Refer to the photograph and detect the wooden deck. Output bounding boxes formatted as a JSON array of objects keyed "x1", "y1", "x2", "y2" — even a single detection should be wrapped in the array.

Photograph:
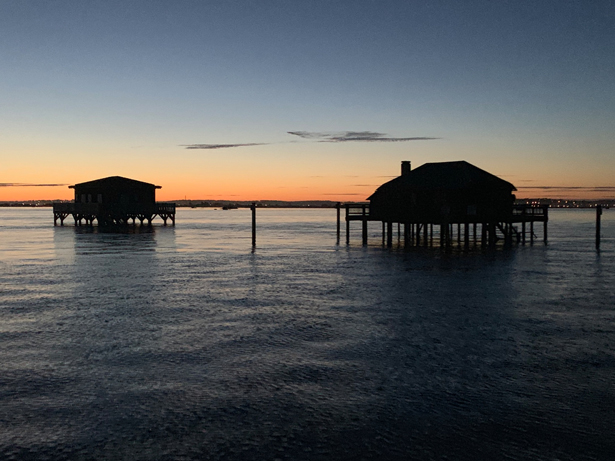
[
  {"x1": 341, "y1": 203, "x2": 548, "y2": 247},
  {"x1": 53, "y1": 202, "x2": 176, "y2": 226}
]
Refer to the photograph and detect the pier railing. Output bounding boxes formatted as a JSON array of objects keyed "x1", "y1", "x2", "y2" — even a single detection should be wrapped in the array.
[
  {"x1": 156, "y1": 202, "x2": 176, "y2": 214},
  {"x1": 53, "y1": 202, "x2": 176, "y2": 215},
  {"x1": 345, "y1": 203, "x2": 370, "y2": 220},
  {"x1": 52, "y1": 202, "x2": 100, "y2": 214},
  {"x1": 52, "y1": 202, "x2": 74, "y2": 213},
  {"x1": 346, "y1": 203, "x2": 548, "y2": 222},
  {"x1": 512, "y1": 204, "x2": 548, "y2": 221}
]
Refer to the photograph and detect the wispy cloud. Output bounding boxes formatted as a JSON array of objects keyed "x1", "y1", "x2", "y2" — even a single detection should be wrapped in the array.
[
  {"x1": 288, "y1": 131, "x2": 439, "y2": 142},
  {"x1": 287, "y1": 131, "x2": 331, "y2": 139},
  {"x1": 0, "y1": 183, "x2": 68, "y2": 187},
  {"x1": 309, "y1": 175, "x2": 359, "y2": 178},
  {"x1": 183, "y1": 131, "x2": 438, "y2": 150},
  {"x1": 517, "y1": 186, "x2": 615, "y2": 191},
  {"x1": 322, "y1": 193, "x2": 364, "y2": 196},
  {"x1": 182, "y1": 143, "x2": 269, "y2": 150}
]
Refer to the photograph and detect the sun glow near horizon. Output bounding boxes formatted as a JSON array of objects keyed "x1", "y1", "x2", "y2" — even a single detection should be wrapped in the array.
[
  {"x1": 2, "y1": 140, "x2": 614, "y2": 202},
  {"x1": 2, "y1": 154, "x2": 614, "y2": 202}
]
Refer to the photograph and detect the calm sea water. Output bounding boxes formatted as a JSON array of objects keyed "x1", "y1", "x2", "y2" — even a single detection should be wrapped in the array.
[{"x1": 1, "y1": 208, "x2": 614, "y2": 460}]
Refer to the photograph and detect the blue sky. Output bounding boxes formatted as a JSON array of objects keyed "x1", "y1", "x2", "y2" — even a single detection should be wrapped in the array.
[{"x1": 2, "y1": 0, "x2": 614, "y2": 200}]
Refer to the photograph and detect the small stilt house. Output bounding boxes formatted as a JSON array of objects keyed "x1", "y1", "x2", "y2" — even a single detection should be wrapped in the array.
[{"x1": 53, "y1": 176, "x2": 176, "y2": 226}]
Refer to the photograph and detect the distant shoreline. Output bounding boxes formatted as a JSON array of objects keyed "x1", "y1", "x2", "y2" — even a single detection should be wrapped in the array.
[{"x1": 1, "y1": 199, "x2": 614, "y2": 209}]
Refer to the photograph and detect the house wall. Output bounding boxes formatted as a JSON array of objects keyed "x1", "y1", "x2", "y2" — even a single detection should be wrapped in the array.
[
  {"x1": 369, "y1": 187, "x2": 514, "y2": 224},
  {"x1": 73, "y1": 184, "x2": 155, "y2": 206}
]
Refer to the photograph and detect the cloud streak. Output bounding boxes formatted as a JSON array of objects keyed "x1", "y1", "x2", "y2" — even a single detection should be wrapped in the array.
[
  {"x1": 322, "y1": 193, "x2": 364, "y2": 196},
  {"x1": 517, "y1": 186, "x2": 615, "y2": 191},
  {"x1": 182, "y1": 143, "x2": 269, "y2": 150},
  {"x1": 183, "y1": 131, "x2": 438, "y2": 150},
  {"x1": 287, "y1": 131, "x2": 439, "y2": 142},
  {"x1": 0, "y1": 183, "x2": 68, "y2": 187}
]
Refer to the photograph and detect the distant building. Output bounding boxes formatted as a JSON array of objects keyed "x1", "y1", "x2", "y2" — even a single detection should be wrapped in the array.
[
  {"x1": 368, "y1": 160, "x2": 516, "y2": 224},
  {"x1": 53, "y1": 176, "x2": 175, "y2": 226}
]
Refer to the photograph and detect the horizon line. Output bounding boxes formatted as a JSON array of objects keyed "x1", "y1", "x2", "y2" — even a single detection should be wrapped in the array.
[{"x1": 3, "y1": 197, "x2": 615, "y2": 204}]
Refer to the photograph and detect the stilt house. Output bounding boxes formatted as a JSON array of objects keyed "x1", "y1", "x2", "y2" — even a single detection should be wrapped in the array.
[
  {"x1": 53, "y1": 176, "x2": 176, "y2": 226},
  {"x1": 343, "y1": 161, "x2": 548, "y2": 247},
  {"x1": 368, "y1": 161, "x2": 516, "y2": 224}
]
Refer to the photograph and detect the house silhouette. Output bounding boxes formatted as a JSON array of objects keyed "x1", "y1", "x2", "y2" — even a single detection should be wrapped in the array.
[
  {"x1": 53, "y1": 176, "x2": 175, "y2": 226},
  {"x1": 368, "y1": 161, "x2": 516, "y2": 224},
  {"x1": 344, "y1": 161, "x2": 547, "y2": 247}
]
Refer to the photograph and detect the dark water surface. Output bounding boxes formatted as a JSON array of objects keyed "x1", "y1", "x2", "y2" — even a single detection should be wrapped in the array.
[{"x1": 1, "y1": 208, "x2": 614, "y2": 460}]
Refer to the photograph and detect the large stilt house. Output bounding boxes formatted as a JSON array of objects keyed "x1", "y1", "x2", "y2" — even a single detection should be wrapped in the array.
[
  {"x1": 344, "y1": 160, "x2": 548, "y2": 247},
  {"x1": 368, "y1": 160, "x2": 517, "y2": 224}
]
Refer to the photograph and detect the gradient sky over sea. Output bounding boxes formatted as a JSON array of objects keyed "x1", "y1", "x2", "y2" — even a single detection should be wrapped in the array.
[{"x1": 1, "y1": 1, "x2": 614, "y2": 201}]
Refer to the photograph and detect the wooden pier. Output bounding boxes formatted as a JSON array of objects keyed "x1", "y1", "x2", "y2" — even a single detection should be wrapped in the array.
[{"x1": 341, "y1": 203, "x2": 548, "y2": 248}]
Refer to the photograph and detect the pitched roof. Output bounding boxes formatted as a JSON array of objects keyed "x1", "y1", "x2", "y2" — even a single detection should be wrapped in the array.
[
  {"x1": 368, "y1": 161, "x2": 516, "y2": 199},
  {"x1": 69, "y1": 176, "x2": 161, "y2": 189}
]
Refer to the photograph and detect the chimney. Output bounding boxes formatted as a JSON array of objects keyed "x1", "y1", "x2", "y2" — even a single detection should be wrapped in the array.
[{"x1": 401, "y1": 161, "x2": 411, "y2": 176}]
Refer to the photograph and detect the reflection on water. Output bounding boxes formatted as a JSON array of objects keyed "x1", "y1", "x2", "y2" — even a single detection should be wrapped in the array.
[{"x1": 0, "y1": 208, "x2": 614, "y2": 460}]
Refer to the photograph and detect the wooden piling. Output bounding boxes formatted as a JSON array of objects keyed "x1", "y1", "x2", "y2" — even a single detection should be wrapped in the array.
[
  {"x1": 488, "y1": 222, "x2": 496, "y2": 247},
  {"x1": 596, "y1": 205, "x2": 602, "y2": 250},
  {"x1": 345, "y1": 205, "x2": 350, "y2": 245},
  {"x1": 530, "y1": 220, "x2": 534, "y2": 244},
  {"x1": 336, "y1": 202, "x2": 341, "y2": 242},
  {"x1": 441, "y1": 221, "x2": 450, "y2": 249},
  {"x1": 542, "y1": 205, "x2": 549, "y2": 243},
  {"x1": 387, "y1": 222, "x2": 393, "y2": 248},
  {"x1": 504, "y1": 223, "x2": 512, "y2": 247},
  {"x1": 251, "y1": 202, "x2": 256, "y2": 247},
  {"x1": 404, "y1": 223, "x2": 410, "y2": 248},
  {"x1": 361, "y1": 204, "x2": 368, "y2": 245},
  {"x1": 464, "y1": 222, "x2": 470, "y2": 248},
  {"x1": 440, "y1": 223, "x2": 445, "y2": 248}
]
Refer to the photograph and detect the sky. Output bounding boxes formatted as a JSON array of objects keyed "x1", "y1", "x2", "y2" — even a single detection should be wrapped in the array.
[{"x1": 1, "y1": 0, "x2": 614, "y2": 201}]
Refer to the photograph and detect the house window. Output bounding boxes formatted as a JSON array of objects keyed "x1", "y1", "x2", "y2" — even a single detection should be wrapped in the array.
[
  {"x1": 97, "y1": 194, "x2": 103, "y2": 203},
  {"x1": 81, "y1": 194, "x2": 86, "y2": 203}
]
